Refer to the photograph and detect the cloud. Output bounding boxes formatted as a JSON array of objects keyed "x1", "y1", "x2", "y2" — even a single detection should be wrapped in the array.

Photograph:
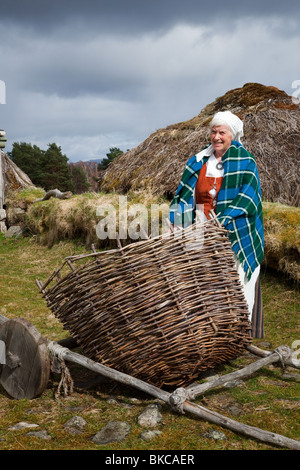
[
  {"x1": 1, "y1": 6, "x2": 300, "y2": 162},
  {"x1": 2, "y1": 0, "x2": 300, "y2": 35}
]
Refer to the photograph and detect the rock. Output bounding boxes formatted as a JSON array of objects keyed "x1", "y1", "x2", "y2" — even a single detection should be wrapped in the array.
[
  {"x1": 225, "y1": 404, "x2": 244, "y2": 417},
  {"x1": 4, "y1": 225, "x2": 23, "y2": 238},
  {"x1": 107, "y1": 397, "x2": 119, "y2": 405},
  {"x1": 128, "y1": 397, "x2": 143, "y2": 405},
  {"x1": 26, "y1": 430, "x2": 52, "y2": 440},
  {"x1": 6, "y1": 207, "x2": 25, "y2": 225},
  {"x1": 8, "y1": 422, "x2": 39, "y2": 431},
  {"x1": 0, "y1": 221, "x2": 6, "y2": 233},
  {"x1": 137, "y1": 404, "x2": 162, "y2": 428},
  {"x1": 140, "y1": 430, "x2": 162, "y2": 441},
  {"x1": 202, "y1": 429, "x2": 227, "y2": 440},
  {"x1": 281, "y1": 372, "x2": 300, "y2": 381},
  {"x1": 63, "y1": 416, "x2": 87, "y2": 435},
  {"x1": 91, "y1": 421, "x2": 131, "y2": 445},
  {"x1": 0, "y1": 208, "x2": 6, "y2": 220}
]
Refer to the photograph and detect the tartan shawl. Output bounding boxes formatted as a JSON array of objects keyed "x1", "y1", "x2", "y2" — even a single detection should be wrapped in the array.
[{"x1": 169, "y1": 141, "x2": 264, "y2": 280}]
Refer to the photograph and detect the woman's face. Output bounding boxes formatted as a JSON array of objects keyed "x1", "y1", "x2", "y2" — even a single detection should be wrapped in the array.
[{"x1": 210, "y1": 125, "x2": 233, "y2": 157}]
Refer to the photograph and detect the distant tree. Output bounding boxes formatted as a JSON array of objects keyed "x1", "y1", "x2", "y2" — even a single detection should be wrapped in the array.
[
  {"x1": 98, "y1": 147, "x2": 123, "y2": 171},
  {"x1": 69, "y1": 165, "x2": 90, "y2": 194},
  {"x1": 8, "y1": 142, "x2": 44, "y2": 186},
  {"x1": 8, "y1": 142, "x2": 74, "y2": 192},
  {"x1": 39, "y1": 143, "x2": 74, "y2": 192}
]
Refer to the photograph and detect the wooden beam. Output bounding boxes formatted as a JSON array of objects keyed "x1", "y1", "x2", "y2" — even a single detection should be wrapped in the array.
[
  {"x1": 247, "y1": 344, "x2": 300, "y2": 369},
  {"x1": 48, "y1": 341, "x2": 300, "y2": 450},
  {"x1": 185, "y1": 346, "x2": 296, "y2": 400}
]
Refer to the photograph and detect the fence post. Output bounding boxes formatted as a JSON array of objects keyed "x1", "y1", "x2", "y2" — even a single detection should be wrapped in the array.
[
  {"x1": 0, "y1": 148, "x2": 3, "y2": 210},
  {"x1": 0, "y1": 130, "x2": 7, "y2": 210}
]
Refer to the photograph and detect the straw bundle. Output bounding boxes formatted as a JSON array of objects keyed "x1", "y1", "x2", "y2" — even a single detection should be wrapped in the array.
[{"x1": 38, "y1": 218, "x2": 252, "y2": 387}]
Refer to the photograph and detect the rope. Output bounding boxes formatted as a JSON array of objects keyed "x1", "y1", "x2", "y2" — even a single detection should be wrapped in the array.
[
  {"x1": 48, "y1": 341, "x2": 74, "y2": 398},
  {"x1": 168, "y1": 387, "x2": 190, "y2": 414},
  {"x1": 273, "y1": 345, "x2": 293, "y2": 370}
]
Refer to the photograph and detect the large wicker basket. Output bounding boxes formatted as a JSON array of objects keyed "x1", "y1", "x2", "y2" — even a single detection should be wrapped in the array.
[{"x1": 38, "y1": 218, "x2": 252, "y2": 387}]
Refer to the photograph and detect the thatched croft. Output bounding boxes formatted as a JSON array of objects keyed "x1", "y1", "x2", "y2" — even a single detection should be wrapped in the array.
[
  {"x1": 99, "y1": 83, "x2": 300, "y2": 207},
  {"x1": 0, "y1": 150, "x2": 35, "y2": 232},
  {"x1": 0, "y1": 151, "x2": 34, "y2": 202}
]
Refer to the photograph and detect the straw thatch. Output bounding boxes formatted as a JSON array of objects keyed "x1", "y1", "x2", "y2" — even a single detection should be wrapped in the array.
[
  {"x1": 99, "y1": 83, "x2": 300, "y2": 206},
  {"x1": 1, "y1": 151, "x2": 34, "y2": 196},
  {"x1": 38, "y1": 217, "x2": 252, "y2": 388}
]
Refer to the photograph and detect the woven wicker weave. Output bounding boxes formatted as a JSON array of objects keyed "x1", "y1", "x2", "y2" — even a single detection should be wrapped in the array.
[{"x1": 39, "y1": 218, "x2": 252, "y2": 387}]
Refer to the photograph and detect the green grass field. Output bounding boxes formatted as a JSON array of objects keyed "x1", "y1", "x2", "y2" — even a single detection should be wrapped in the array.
[{"x1": 0, "y1": 234, "x2": 299, "y2": 450}]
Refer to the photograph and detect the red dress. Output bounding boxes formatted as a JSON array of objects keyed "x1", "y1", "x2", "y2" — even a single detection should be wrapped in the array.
[{"x1": 195, "y1": 162, "x2": 223, "y2": 219}]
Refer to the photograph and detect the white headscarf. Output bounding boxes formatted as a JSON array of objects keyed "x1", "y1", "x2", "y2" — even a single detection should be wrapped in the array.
[
  {"x1": 210, "y1": 111, "x2": 244, "y2": 143},
  {"x1": 195, "y1": 110, "x2": 244, "y2": 162}
]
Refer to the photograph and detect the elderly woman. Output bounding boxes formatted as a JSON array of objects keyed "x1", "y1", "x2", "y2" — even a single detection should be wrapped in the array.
[{"x1": 170, "y1": 111, "x2": 264, "y2": 338}]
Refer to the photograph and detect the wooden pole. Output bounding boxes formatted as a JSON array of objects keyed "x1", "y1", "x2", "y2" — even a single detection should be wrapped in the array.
[
  {"x1": 185, "y1": 347, "x2": 297, "y2": 400},
  {"x1": 246, "y1": 344, "x2": 300, "y2": 369},
  {"x1": 0, "y1": 149, "x2": 3, "y2": 210},
  {"x1": 0, "y1": 129, "x2": 7, "y2": 211},
  {"x1": 47, "y1": 340, "x2": 300, "y2": 450},
  {"x1": 1, "y1": 313, "x2": 299, "y2": 449}
]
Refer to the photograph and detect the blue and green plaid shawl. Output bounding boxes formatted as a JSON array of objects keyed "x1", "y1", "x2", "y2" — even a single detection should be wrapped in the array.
[{"x1": 169, "y1": 141, "x2": 264, "y2": 280}]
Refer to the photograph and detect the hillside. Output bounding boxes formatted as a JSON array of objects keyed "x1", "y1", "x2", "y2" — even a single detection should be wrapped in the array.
[{"x1": 99, "y1": 83, "x2": 300, "y2": 206}]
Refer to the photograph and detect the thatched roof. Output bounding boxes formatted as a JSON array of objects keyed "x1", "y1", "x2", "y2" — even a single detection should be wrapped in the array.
[
  {"x1": 1, "y1": 151, "x2": 34, "y2": 200},
  {"x1": 99, "y1": 83, "x2": 300, "y2": 206}
]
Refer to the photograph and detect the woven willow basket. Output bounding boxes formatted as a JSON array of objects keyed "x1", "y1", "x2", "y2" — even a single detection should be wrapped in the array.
[{"x1": 39, "y1": 218, "x2": 252, "y2": 387}]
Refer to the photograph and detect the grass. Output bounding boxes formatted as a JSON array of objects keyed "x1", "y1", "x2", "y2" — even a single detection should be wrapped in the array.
[
  {"x1": 263, "y1": 202, "x2": 300, "y2": 283},
  {"x1": 0, "y1": 234, "x2": 299, "y2": 451},
  {"x1": 8, "y1": 189, "x2": 300, "y2": 284}
]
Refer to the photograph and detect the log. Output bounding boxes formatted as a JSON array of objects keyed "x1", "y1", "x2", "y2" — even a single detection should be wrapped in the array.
[
  {"x1": 33, "y1": 189, "x2": 73, "y2": 203},
  {"x1": 247, "y1": 344, "x2": 300, "y2": 369},
  {"x1": 186, "y1": 346, "x2": 297, "y2": 400},
  {"x1": 47, "y1": 341, "x2": 300, "y2": 450},
  {"x1": 1, "y1": 312, "x2": 299, "y2": 449}
]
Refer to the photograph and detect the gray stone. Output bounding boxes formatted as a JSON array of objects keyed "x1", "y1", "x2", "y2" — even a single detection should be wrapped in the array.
[
  {"x1": 91, "y1": 421, "x2": 131, "y2": 445},
  {"x1": 137, "y1": 404, "x2": 162, "y2": 428},
  {"x1": 226, "y1": 404, "x2": 244, "y2": 416},
  {"x1": 107, "y1": 397, "x2": 119, "y2": 405},
  {"x1": 281, "y1": 371, "x2": 300, "y2": 381},
  {"x1": 6, "y1": 207, "x2": 26, "y2": 225},
  {"x1": 63, "y1": 416, "x2": 87, "y2": 435},
  {"x1": 202, "y1": 429, "x2": 227, "y2": 440},
  {"x1": 8, "y1": 421, "x2": 39, "y2": 431},
  {"x1": 4, "y1": 225, "x2": 23, "y2": 238},
  {"x1": 0, "y1": 221, "x2": 6, "y2": 233},
  {"x1": 26, "y1": 430, "x2": 52, "y2": 440},
  {"x1": 140, "y1": 430, "x2": 162, "y2": 441},
  {"x1": 0, "y1": 208, "x2": 6, "y2": 221}
]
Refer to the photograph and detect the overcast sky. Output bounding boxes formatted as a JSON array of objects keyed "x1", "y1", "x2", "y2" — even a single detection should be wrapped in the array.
[{"x1": 1, "y1": 1, "x2": 300, "y2": 162}]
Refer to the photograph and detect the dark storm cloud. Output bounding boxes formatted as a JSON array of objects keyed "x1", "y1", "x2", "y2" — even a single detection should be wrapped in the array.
[
  {"x1": 1, "y1": 1, "x2": 300, "y2": 162},
  {"x1": 2, "y1": 0, "x2": 300, "y2": 34}
]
